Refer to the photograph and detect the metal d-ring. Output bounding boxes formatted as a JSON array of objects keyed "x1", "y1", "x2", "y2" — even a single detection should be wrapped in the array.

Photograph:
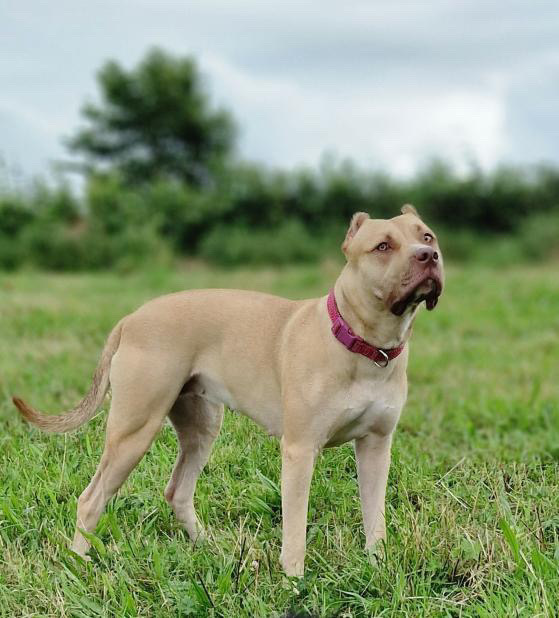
[{"x1": 374, "y1": 349, "x2": 389, "y2": 368}]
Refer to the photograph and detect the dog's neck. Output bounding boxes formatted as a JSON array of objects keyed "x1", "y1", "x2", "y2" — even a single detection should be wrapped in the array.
[{"x1": 333, "y1": 270, "x2": 416, "y2": 351}]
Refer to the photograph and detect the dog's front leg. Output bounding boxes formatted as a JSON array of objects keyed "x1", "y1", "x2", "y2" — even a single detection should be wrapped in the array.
[
  {"x1": 279, "y1": 438, "x2": 316, "y2": 576},
  {"x1": 355, "y1": 432, "x2": 393, "y2": 551}
]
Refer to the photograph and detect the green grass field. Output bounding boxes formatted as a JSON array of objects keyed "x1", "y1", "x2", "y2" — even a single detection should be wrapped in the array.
[{"x1": 1, "y1": 263, "x2": 558, "y2": 617}]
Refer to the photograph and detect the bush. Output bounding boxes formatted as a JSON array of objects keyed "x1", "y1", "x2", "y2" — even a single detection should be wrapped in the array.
[
  {"x1": 146, "y1": 179, "x2": 228, "y2": 252},
  {"x1": 0, "y1": 236, "x2": 24, "y2": 270},
  {"x1": 1, "y1": 159, "x2": 559, "y2": 270},
  {"x1": 16, "y1": 219, "x2": 172, "y2": 271},
  {"x1": 199, "y1": 220, "x2": 321, "y2": 266},
  {"x1": 521, "y1": 212, "x2": 559, "y2": 261},
  {"x1": 438, "y1": 211, "x2": 559, "y2": 266},
  {"x1": 87, "y1": 174, "x2": 148, "y2": 235},
  {"x1": 0, "y1": 196, "x2": 34, "y2": 269},
  {"x1": 107, "y1": 223, "x2": 173, "y2": 272},
  {"x1": 0, "y1": 196, "x2": 35, "y2": 237},
  {"x1": 20, "y1": 221, "x2": 86, "y2": 270},
  {"x1": 29, "y1": 182, "x2": 81, "y2": 223}
]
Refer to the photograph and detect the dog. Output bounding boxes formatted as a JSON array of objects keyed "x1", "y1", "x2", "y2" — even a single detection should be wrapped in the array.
[{"x1": 13, "y1": 204, "x2": 443, "y2": 576}]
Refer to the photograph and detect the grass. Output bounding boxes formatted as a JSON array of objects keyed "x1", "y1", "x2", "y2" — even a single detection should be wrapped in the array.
[{"x1": 0, "y1": 262, "x2": 558, "y2": 617}]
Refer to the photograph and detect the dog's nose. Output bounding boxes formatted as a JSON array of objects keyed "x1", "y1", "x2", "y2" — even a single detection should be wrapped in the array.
[{"x1": 414, "y1": 246, "x2": 438, "y2": 263}]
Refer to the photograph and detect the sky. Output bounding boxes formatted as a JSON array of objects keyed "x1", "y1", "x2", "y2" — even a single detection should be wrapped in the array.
[{"x1": 1, "y1": 0, "x2": 559, "y2": 183}]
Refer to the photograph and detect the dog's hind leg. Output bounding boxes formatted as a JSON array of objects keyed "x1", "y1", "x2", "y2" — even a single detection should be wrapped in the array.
[
  {"x1": 70, "y1": 349, "x2": 185, "y2": 557},
  {"x1": 164, "y1": 394, "x2": 224, "y2": 541}
]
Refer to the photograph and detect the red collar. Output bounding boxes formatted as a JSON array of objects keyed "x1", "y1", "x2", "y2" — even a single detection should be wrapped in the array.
[{"x1": 327, "y1": 289, "x2": 405, "y2": 367}]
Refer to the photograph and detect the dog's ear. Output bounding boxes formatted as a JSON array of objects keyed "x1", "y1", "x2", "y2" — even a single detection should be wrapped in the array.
[
  {"x1": 342, "y1": 212, "x2": 369, "y2": 253},
  {"x1": 401, "y1": 203, "x2": 419, "y2": 216}
]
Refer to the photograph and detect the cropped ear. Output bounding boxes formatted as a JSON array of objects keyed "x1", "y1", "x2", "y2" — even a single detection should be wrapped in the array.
[
  {"x1": 342, "y1": 212, "x2": 369, "y2": 253},
  {"x1": 401, "y1": 203, "x2": 419, "y2": 216}
]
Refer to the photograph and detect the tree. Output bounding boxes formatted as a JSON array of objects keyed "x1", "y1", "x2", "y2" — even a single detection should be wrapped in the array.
[{"x1": 66, "y1": 48, "x2": 236, "y2": 186}]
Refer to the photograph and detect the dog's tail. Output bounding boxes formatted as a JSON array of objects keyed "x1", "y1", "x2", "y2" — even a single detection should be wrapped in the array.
[{"x1": 12, "y1": 319, "x2": 125, "y2": 433}]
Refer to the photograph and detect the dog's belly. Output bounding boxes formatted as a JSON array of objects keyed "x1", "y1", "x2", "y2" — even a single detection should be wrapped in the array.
[{"x1": 195, "y1": 373, "x2": 283, "y2": 438}]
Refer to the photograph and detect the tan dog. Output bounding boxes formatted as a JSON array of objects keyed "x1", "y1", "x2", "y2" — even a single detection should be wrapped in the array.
[{"x1": 13, "y1": 205, "x2": 443, "y2": 576}]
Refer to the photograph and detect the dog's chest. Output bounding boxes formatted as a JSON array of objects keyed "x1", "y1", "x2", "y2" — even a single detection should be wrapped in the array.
[{"x1": 325, "y1": 377, "x2": 404, "y2": 446}]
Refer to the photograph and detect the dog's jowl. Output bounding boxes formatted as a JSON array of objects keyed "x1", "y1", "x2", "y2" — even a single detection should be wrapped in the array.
[{"x1": 14, "y1": 205, "x2": 444, "y2": 576}]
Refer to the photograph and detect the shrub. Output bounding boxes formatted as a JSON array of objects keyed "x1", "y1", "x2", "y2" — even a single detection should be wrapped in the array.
[
  {"x1": 1, "y1": 159, "x2": 559, "y2": 270},
  {"x1": 146, "y1": 179, "x2": 228, "y2": 253},
  {"x1": 87, "y1": 174, "x2": 148, "y2": 235},
  {"x1": 0, "y1": 196, "x2": 36, "y2": 236},
  {"x1": 20, "y1": 221, "x2": 86, "y2": 270},
  {"x1": 0, "y1": 236, "x2": 24, "y2": 270},
  {"x1": 29, "y1": 182, "x2": 81, "y2": 223},
  {"x1": 0, "y1": 196, "x2": 35, "y2": 269},
  {"x1": 521, "y1": 212, "x2": 559, "y2": 261},
  {"x1": 108, "y1": 223, "x2": 173, "y2": 272},
  {"x1": 199, "y1": 220, "x2": 320, "y2": 266}
]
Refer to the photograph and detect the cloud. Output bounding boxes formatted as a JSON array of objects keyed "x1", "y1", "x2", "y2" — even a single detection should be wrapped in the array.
[
  {"x1": 202, "y1": 53, "x2": 506, "y2": 174},
  {"x1": 0, "y1": 0, "x2": 558, "y2": 178}
]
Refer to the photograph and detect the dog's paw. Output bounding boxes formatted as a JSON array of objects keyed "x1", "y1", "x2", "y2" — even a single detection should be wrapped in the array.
[
  {"x1": 279, "y1": 552, "x2": 304, "y2": 577},
  {"x1": 191, "y1": 528, "x2": 207, "y2": 545},
  {"x1": 70, "y1": 538, "x2": 92, "y2": 562},
  {"x1": 70, "y1": 547, "x2": 92, "y2": 562},
  {"x1": 365, "y1": 538, "x2": 387, "y2": 564}
]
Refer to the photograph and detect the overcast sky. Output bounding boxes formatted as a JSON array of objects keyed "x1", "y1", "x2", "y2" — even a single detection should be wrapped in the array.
[{"x1": 1, "y1": 0, "x2": 559, "y2": 182}]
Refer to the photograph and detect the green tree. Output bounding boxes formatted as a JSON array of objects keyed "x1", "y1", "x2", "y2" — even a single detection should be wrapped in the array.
[{"x1": 66, "y1": 48, "x2": 236, "y2": 186}]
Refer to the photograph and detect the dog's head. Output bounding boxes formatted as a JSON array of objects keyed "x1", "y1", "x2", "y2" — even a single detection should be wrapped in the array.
[{"x1": 341, "y1": 205, "x2": 444, "y2": 317}]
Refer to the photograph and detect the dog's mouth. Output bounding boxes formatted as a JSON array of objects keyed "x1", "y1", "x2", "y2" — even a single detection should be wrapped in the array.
[{"x1": 390, "y1": 273, "x2": 442, "y2": 316}]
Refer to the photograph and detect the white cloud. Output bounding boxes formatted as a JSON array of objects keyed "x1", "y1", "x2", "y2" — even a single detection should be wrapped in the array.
[
  {"x1": 0, "y1": 0, "x2": 557, "y2": 179},
  {"x1": 202, "y1": 54, "x2": 506, "y2": 175}
]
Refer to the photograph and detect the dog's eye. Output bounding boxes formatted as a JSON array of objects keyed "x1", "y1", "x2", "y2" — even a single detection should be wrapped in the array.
[
  {"x1": 423, "y1": 233, "x2": 433, "y2": 243},
  {"x1": 376, "y1": 242, "x2": 389, "y2": 252}
]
